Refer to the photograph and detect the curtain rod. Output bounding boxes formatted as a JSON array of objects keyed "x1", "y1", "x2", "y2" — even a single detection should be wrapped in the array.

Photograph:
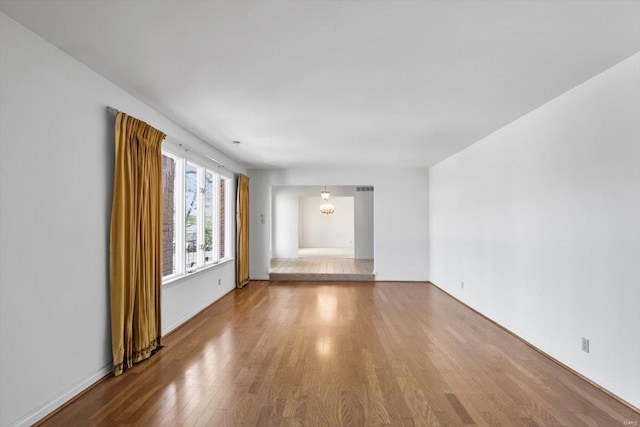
[{"x1": 106, "y1": 106, "x2": 226, "y2": 169}]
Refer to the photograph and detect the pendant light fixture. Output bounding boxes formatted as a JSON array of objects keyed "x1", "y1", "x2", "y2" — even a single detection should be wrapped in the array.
[
  {"x1": 319, "y1": 186, "x2": 335, "y2": 215},
  {"x1": 320, "y1": 186, "x2": 331, "y2": 200}
]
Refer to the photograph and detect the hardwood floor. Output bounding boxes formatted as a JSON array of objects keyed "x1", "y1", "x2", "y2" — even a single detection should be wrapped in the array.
[
  {"x1": 39, "y1": 281, "x2": 638, "y2": 426},
  {"x1": 270, "y1": 258, "x2": 375, "y2": 281}
]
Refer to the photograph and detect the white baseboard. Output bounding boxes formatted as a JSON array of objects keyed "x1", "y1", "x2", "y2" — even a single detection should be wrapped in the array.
[
  {"x1": 11, "y1": 287, "x2": 235, "y2": 427},
  {"x1": 8, "y1": 364, "x2": 111, "y2": 427}
]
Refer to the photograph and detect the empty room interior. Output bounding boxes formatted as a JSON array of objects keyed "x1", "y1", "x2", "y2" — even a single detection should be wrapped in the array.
[{"x1": 0, "y1": 1, "x2": 639, "y2": 426}]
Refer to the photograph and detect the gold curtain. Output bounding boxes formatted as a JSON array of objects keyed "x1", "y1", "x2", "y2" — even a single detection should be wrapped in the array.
[
  {"x1": 236, "y1": 174, "x2": 250, "y2": 288},
  {"x1": 110, "y1": 112, "x2": 165, "y2": 376}
]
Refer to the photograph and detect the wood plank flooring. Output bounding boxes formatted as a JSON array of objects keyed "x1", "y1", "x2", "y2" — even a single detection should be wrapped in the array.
[
  {"x1": 38, "y1": 281, "x2": 638, "y2": 426},
  {"x1": 270, "y1": 258, "x2": 375, "y2": 281}
]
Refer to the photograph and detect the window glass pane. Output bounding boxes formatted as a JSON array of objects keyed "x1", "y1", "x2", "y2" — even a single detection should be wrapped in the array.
[
  {"x1": 162, "y1": 154, "x2": 177, "y2": 277},
  {"x1": 185, "y1": 162, "x2": 198, "y2": 271},
  {"x1": 204, "y1": 171, "x2": 214, "y2": 264},
  {"x1": 219, "y1": 177, "x2": 227, "y2": 259}
]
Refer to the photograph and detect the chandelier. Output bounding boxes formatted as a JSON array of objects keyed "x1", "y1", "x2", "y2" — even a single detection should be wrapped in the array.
[
  {"x1": 320, "y1": 203, "x2": 335, "y2": 215},
  {"x1": 319, "y1": 186, "x2": 335, "y2": 215}
]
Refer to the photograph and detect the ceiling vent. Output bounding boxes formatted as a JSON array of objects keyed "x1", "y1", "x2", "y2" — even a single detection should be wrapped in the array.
[{"x1": 356, "y1": 186, "x2": 374, "y2": 192}]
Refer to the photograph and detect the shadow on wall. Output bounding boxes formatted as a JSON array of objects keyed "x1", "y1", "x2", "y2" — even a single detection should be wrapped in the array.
[{"x1": 103, "y1": 108, "x2": 116, "y2": 361}]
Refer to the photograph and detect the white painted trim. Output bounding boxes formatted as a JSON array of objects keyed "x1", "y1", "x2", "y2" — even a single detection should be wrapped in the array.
[{"x1": 7, "y1": 364, "x2": 111, "y2": 427}]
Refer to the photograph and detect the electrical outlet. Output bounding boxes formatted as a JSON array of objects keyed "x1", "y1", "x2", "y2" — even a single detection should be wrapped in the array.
[
  {"x1": 218, "y1": 278, "x2": 221, "y2": 285},
  {"x1": 581, "y1": 338, "x2": 590, "y2": 353},
  {"x1": 461, "y1": 281, "x2": 464, "y2": 289}
]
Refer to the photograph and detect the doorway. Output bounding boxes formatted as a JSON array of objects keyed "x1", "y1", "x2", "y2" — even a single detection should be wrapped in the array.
[{"x1": 269, "y1": 185, "x2": 374, "y2": 281}]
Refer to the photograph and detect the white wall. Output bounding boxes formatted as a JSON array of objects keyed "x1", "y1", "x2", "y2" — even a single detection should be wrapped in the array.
[
  {"x1": 249, "y1": 169, "x2": 429, "y2": 281},
  {"x1": 354, "y1": 190, "x2": 374, "y2": 259},
  {"x1": 0, "y1": 14, "x2": 246, "y2": 427},
  {"x1": 161, "y1": 261, "x2": 236, "y2": 334},
  {"x1": 271, "y1": 188, "x2": 299, "y2": 258},
  {"x1": 429, "y1": 54, "x2": 640, "y2": 408},
  {"x1": 299, "y1": 196, "x2": 354, "y2": 248}
]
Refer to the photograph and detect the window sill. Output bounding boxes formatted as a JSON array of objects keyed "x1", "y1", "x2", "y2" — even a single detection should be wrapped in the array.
[{"x1": 162, "y1": 257, "x2": 235, "y2": 289}]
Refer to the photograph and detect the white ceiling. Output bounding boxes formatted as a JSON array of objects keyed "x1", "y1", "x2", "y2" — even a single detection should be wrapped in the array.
[{"x1": 1, "y1": 1, "x2": 638, "y2": 169}]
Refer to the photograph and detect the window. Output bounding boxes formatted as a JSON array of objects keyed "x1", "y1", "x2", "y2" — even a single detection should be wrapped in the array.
[
  {"x1": 162, "y1": 152, "x2": 182, "y2": 278},
  {"x1": 219, "y1": 176, "x2": 230, "y2": 259},
  {"x1": 184, "y1": 162, "x2": 199, "y2": 272},
  {"x1": 161, "y1": 148, "x2": 232, "y2": 282},
  {"x1": 162, "y1": 154, "x2": 176, "y2": 277},
  {"x1": 204, "y1": 170, "x2": 214, "y2": 264}
]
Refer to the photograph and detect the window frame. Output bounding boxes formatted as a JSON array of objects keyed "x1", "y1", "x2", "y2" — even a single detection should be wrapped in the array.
[
  {"x1": 160, "y1": 150, "x2": 185, "y2": 283},
  {"x1": 221, "y1": 176, "x2": 232, "y2": 259},
  {"x1": 161, "y1": 142, "x2": 234, "y2": 286},
  {"x1": 203, "y1": 168, "x2": 218, "y2": 267},
  {"x1": 184, "y1": 160, "x2": 200, "y2": 273}
]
